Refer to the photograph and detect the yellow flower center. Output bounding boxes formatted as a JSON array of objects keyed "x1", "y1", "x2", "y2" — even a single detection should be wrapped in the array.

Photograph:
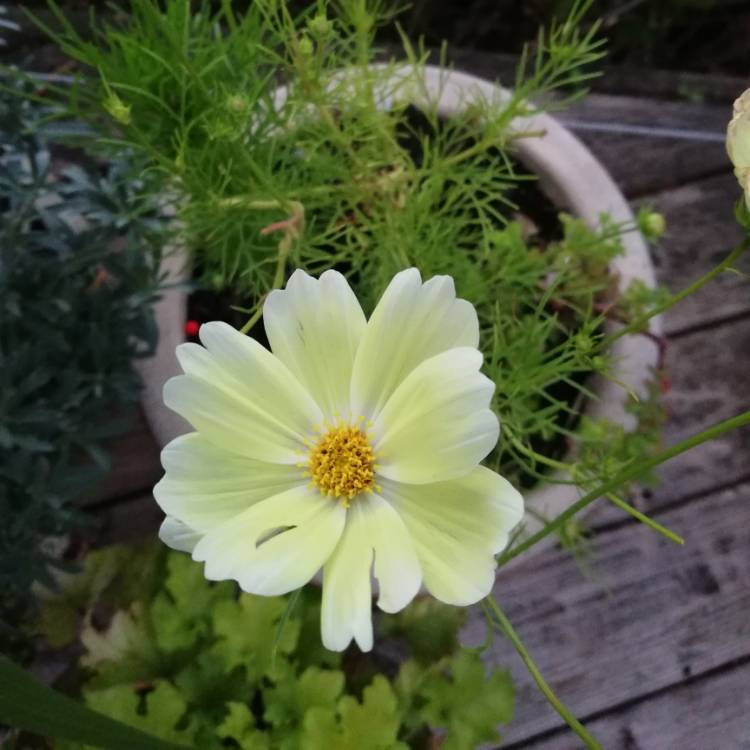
[{"x1": 308, "y1": 423, "x2": 375, "y2": 505}]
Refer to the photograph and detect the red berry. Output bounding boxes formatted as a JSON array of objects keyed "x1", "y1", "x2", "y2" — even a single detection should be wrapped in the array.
[{"x1": 185, "y1": 319, "x2": 200, "y2": 337}]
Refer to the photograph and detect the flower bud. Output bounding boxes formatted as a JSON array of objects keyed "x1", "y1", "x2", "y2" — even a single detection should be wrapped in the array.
[
  {"x1": 297, "y1": 35, "x2": 314, "y2": 57},
  {"x1": 308, "y1": 14, "x2": 332, "y2": 37},
  {"x1": 726, "y1": 88, "x2": 750, "y2": 207},
  {"x1": 226, "y1": 94, "x2": 249, "y2": 113},
  {"x1": 103, "y1": 93, "x2": 131, "y2": 125},
  {"x1": 637, "y1": 209, "x2": 666, "y2": 240}
]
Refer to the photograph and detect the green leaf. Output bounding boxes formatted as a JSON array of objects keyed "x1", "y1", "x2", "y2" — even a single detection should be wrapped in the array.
[
  {"x1": 36, "y1": 544, "x2": 164, "y2": 649},
  {"x1": 263, "y1": 665, "x2": 344, "y2": 730},
  {"x1": 338, "y1": 676, "x2": 406, "y2": 749},
  {"x1": 173, "y1": 648, "x2": 249, "y2": 714},
  {"x1": 216, "y1": 702, "x2": 271, "y2": 750},
  {"x1": 301, "y1": 706, "x2": 342, "y2": 750},
  {"x1": 419, "y1": 651, "x2": 514, "y2": 750},
  {"x1": 150, "y1": 591, "x2": 200, "y2": 652},
  {"x1": 36, "y1": 546, "x2": 131, "y2": 648},
  {"x1": 84, "y1": 681, "x2": 193, "y2": 746},
  {"x1": 392, "y1": 659, "x2": 430, "y2": 736},
  {"x1": 301, "y1": 676, "x2": 407, "y2": 750},
  {"x1": 0, "y1": 655, "x2": 193, "y2": 750},
  {"x1": 211, "y1": 594, "x2": 299, "y2": 681},
  {"x1": 80, "y1": 603, "x2": 164, "y2": 687},
  {"x1": 381, "y1": 597, "x2": 465, "y2": 663},
  {"x1": 293, "y1": 588, "x2": 341, "y2": 671},
  {"x1": 163, "y1": 552, "x2": 234, "y2": 617},
  {"x1": 37, "y1": 598, "x2": 82, "y2": 650}
]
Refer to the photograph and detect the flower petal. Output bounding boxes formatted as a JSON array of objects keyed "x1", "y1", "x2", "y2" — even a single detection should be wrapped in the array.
[
  {"x1": 192, "y1": 485, "x2": 345, "y2": 596},
  {"x1": 159, "y1": 516, "x2": 202, "y2": 553},
  {"x1": 264, "y1": 269, "x2": 366, "y2": 418},
  {"x1": 154, "y1": 433, "x2": 304, "y2": 533},
  {"x1": 163, "y1": 322, "x2": 323, "y2": 463},
  {"x1": 351, "y1": 269, "x2": 479, "y2": 420},
  {"x1": 373, "y1": 347, "x2": 498, "y2": 484},
  {"x1": 320, "y1": 507, "x2": 373, "y2": 653},
  {"x1": 380, "y1": 467, "x2": 523, "y2": 606},
  {"x1": 321, "y1": 494, "x2": 422, "y2": 652}
]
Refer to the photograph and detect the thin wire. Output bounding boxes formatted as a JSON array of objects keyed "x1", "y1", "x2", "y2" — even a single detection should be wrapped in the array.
[{"x1": 558, "y1": 118, "x2": 726, "y2": 143}]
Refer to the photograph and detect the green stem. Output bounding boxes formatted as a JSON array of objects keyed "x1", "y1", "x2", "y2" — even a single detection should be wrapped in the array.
[
  {"x1": 484, "y1": 597, "x2": 602, "y2": 749},
  {"x1": 238, "y1": 243, "x2": 291, "y2": 335},
  {"x1": 220, "y1": 0, "x2": 238, "y2": 32},
  {"x1": 509, "y1": 435, "x2": 570, "y2": 471},
  {"x1": 605, "y1": 240, "x2": 748, "y2": 345},
  {"x1": 606, "y1": 492, "x2": 684, "y2": 545},
  {"x1": 239, "y1": 302, "x2": 264, "y2": 335},
  {"x1": 510, "y1": 437, "x2": 682, "y2": 543},
  {"x1": 499, "y1": 410, "x2": 750, "y2": 565}
]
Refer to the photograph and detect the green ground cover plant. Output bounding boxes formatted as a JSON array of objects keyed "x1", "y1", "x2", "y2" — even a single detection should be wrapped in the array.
[{"x1": 26, "y1": 543, "x2": 514, "y2": 750}]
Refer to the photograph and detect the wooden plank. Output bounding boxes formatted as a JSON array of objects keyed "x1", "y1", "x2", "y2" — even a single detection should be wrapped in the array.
[
  {"x1": 517, "y1": 660, "x2": 750, "y2": 750},
  {"x1": 445, "y1": 48, "x2": 745, "y2": 106},
  {"x1": 655, "y1": 316, "x2": 750, "y2": 502},
  {"x1": 560, "y1": 95, "x2": 731, "y2": 198},
  {"x1": 79, "y1": 406, "x2": 163, "y2": 506},
  {"x1": 638, "y1": 173, "x2": 749, "y2": 335},
  {"x1": 93, "y1": 493, "x2": 163, "y2": 547},
  {"x1": 444, "y1": 49, "x2": 733, "y2": 197},
  {"x1": 466, "y1": 481, "x2": 750, "y2": 745},
  {"x1": 586, "y1": 315, "x2": 750, "y2": 530}
]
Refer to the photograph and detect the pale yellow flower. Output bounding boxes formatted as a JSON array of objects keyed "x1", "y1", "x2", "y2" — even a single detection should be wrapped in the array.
[
  {"x1": 726, "y1": 88, "x2": 750, "y2": 207},
  {"x1": 155, "y1": 268, "x2": 523, "y2": 651}
]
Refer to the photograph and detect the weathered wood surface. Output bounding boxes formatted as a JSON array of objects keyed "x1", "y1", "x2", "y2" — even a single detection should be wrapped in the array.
[
  {"x1": 446, "y1": 49, "x2": 735, "y2": 198},
  {"x1": 636, "y1": 174, "x2": 750, "y2": 334},
  {"x1": 585, "y1": 315, "x2": 750, "y2": 531},
  {"x1": 445, "y1": 48, "x2": 747, "y2": 105},
  {"x1": 80, "y1": 406, "x2": 162, "y2": 507},
  {"x1": 96, "y1": 493, "x2": 164, "y2": 547},
  {"x1": 467, "y1": 482, "x2": 750, "y2": 746},
  {"x1": 519, "y1": 658, "x2": 750, "y2": 750},
  {"x1": 563, "y1": 95, "x2": 731, "y2": 199}
]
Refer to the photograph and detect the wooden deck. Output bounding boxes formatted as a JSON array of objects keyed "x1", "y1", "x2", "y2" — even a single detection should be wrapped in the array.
[{"x1": 82, "y1": 63, "x2": 750, "y2": 749}]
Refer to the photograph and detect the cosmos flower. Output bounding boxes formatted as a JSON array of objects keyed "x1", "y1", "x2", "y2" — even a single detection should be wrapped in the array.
[
  {"x1": 726, "y1": 88, "x2": 750, "y2": 208},
  {"x1": 155, "y1": 268, "x2": 523, "y2": 651}
]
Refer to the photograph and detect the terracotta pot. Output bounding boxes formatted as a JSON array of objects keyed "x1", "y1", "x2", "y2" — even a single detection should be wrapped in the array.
[{"x1": 137, "y1": 65, "x2": 660, "y2": 551}]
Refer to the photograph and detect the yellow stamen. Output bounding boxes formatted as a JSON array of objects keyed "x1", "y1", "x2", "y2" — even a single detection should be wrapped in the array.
[{"x1": 308, "y1": 422, "x2": 375, "y2": 506}]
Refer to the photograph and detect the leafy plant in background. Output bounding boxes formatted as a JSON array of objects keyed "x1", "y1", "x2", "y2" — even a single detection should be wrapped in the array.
[
  {"x1": 10, "y1": 544, "x2": 514, "y2": 750},
  {"x1": 24, "y1": 0, "x2": 669, "y2": 508},
  {"x1": 0, "y1": 72, "x2": 165, "y2": 658}
]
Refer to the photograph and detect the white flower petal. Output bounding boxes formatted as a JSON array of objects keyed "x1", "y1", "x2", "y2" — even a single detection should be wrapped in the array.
[
  {"x1": 351, "y1": 269, "x2": 479, "y2": 420},
  {"x1": 373, "y1": 347, "x2": 498, "y2": 484},
  {"x1": 380, "y1": 467, "x2": 523, "y2": 606},
  {"x1": 321, "y1": 494, "x2": 421, "y2": 652},
  {"x1": 192, "y1": 485, "x2": 345, "y2": 596},
  {"x1": 154, "y1": 433, "x2": 304, "y2": 533},
  {"x1": 159, "y1": 516, "x2": 202, "y2": 553},
  {"x1": 365, "y1": 494, "x2": 422, "y2": 613},
  {"x1": 321, "y1": 504, "x2": 373, "y2": 652},
  {"x1": 163, "y1": 322, "x2": 323, "y2": 463},
  {"x1": 264, "y1": 269, "x2": 366, "y2": 418}
]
